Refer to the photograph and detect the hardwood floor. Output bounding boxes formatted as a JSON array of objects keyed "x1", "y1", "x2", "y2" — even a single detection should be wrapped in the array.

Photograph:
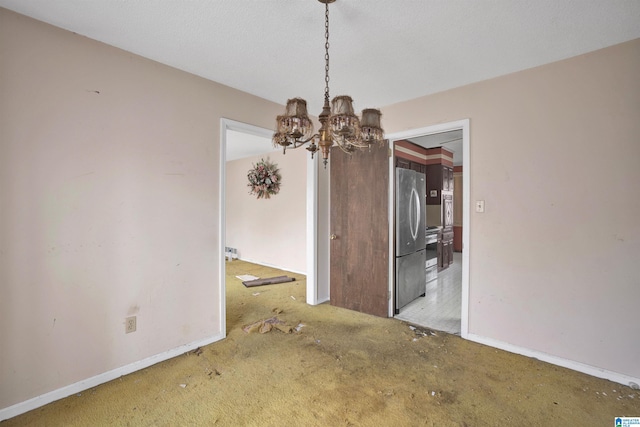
[{"x1": 395, "y1": 251, "x2": 462, "y2": 334}]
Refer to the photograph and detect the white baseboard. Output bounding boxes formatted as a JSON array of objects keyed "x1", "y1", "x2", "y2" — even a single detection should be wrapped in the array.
[
  {"x1": 0, "y1": 332, "x2": 225, "y2": 422},
  {"x1": 234, "y1": 257, "x2": 306, "y2": 276},
  {"x1": 467, "y1": 333, "x2": 640, "y2": 388}
]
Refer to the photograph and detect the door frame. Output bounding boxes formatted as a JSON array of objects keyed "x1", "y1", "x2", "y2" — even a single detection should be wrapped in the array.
[
  {"x1": 385, "y1": 119, "x2": 470, "y2": 338},
  {"x1": 218, "y1": 118, "x2": 318, "y2": 337}
]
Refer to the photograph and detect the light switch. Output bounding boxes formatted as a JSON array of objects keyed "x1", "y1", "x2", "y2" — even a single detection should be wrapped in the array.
[{"x1": 475, "y1": 200, "x2": 485, "y2": 213}]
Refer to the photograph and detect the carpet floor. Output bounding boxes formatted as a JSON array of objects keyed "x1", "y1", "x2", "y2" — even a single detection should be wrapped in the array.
[{"x1": 3, "y1": 260, "x2": 638, "y2": 426}]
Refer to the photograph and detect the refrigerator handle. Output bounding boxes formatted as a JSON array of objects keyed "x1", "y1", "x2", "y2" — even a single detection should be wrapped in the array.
[{"x1": 410, "y1": 187, "x2": 420, "y2": 242}]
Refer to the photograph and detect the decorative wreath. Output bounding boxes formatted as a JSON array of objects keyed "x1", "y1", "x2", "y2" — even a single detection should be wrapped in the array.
[{"x1": 247, "y1": 158, "x2": 281, "y2": 199}]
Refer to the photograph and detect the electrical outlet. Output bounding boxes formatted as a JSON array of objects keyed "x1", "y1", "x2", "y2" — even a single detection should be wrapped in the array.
[{"x1": 125, "y1": 316, "x2": 137, "y2": 334}]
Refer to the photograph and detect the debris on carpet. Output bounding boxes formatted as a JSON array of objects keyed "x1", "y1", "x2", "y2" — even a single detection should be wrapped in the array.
[
  {"x1": 242, "y1": 316, "x2": 297, "y2": 334},
  {"x1": 408, "y1": 324, "x2": 437, "y2": 340},
  {"x1": 242, "y1": 276, "x2": 295, "y2": 287}
]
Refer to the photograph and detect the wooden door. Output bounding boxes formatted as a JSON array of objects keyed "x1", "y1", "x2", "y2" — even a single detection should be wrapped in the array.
[{"x1": 330, "y1": 142, "x2": 390, "y2": 317}]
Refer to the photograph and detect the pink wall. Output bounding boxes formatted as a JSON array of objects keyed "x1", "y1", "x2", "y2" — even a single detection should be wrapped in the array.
[
  {"x1": 2, "y1": 4, "x2": 639, "y2": 416},
  {"x1": 226, "y1": 149, "x2": 307, "y2": 273},
  {"x1": 0, "y1": 8, "x2": 283, "y2": 411},
  {"x1": 383, "y1": 38, "x2": 640, "y2": 381}
]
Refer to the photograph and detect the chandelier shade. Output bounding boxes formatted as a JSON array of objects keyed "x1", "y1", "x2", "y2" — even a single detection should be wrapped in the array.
[
  {"x1": 276, "y1": 98, "x2": 314, "y2": 142},
  {"x1": 330, "y1": 95, "x2": 363, "y2": 152},
  {"x1": 271, "y1": 0, "x2": 384, "y2": 166},
  {"x1": 360, "y1": 108, "x2": 384, "y2": 145}
]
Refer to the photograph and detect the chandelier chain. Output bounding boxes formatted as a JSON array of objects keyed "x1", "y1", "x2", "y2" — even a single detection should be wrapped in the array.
[
  {"x1": 324, "y1": 1, "x2": 330, "y2": 103},
  {"x1": 272, "y1": 0, "x2": 384, "y2": 166}
]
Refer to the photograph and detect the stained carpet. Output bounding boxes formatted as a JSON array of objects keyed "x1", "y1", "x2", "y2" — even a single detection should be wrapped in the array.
[{"x1": 3, "y1": 260, "x2": 639, "y2": 426}]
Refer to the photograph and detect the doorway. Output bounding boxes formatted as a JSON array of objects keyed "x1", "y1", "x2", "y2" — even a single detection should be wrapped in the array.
[
  {"x1": 218, "y1": 119, "x2": 318, "y2": 337},
  {"x1": 386, "y1": 119, "x2": 470, "y2": 338}
]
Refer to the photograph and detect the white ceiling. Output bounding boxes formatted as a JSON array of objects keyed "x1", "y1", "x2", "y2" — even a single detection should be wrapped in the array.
[
  {"x1": 226, "y1": 130, "x2": 277, "y2": 162},
  {"x1": 2, "y1": 0, "x2": 639, "y2": 112},
  {"x1": 2, "y1": 1, "x2": 639, "y2": 160}
]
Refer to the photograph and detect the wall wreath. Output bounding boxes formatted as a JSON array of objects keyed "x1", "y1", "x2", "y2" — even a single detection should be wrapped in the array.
[{"x1": 247, "y1": 158, "x2": 281, "y2": 199}]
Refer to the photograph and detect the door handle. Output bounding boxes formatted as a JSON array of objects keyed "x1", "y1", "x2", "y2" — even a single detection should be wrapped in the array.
[
  {"x1": 330, "y1": 234, "x2": 337, "y2": 240},
  {"x1": 409, "y1": 188, "x2": 420, "y2": 241}
]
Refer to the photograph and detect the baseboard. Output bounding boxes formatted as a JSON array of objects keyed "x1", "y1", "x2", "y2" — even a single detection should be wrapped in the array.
[
  {"x1": 0, "y1": 332, "x2": 226, "y2": 422},
  {"x1": 467, "y1": 333, "x2": 640, "y2": 388},
  {"x1": 234, "y1": 257, "x2": 306, "y2": 276}
]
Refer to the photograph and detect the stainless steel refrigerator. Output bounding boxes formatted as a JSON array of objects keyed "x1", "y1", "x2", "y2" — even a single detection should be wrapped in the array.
[{"x1": 395, "y1": 168, "x2": 426, "y2": 312}]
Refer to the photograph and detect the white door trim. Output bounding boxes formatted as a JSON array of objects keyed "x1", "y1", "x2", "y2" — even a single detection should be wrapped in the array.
[
  {"x1": 385, "y1": 119, "x2": 470, "y2": 338},
  {"x1": 305, "y1": 150, "x2": 320, "y2": 304}
]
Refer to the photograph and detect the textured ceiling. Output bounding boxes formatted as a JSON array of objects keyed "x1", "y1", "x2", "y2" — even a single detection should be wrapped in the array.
[
  {"x1": 226, "y1": 130, "x2": 278, "y2": 162},
  {"x1": 1, "y1": 0, "x2": 639, "y2": 115}
]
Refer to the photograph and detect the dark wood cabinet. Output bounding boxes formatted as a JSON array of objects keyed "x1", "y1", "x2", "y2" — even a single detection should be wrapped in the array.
[
  {"x1": 443, "y1": 167, "x2": 454, "y2": 191},
  {"x1": 449, "y1": 169, "x2": 454, "y2": 191},
  {"x1": 437, "y1": 230, "x2": 444, "y2": 268},
  {"x1": 441, "y1": 195, "x2": 454, "y2": 270},
  {"x1": 427, "y1": 165, "x2": 453, "y2": 204},
  {"x1": 441, "y1": 240, "x2": 450, "y2": 268},
  {"x1": 427, "y1": 164, "x2": 454, "y2": 270},
  {"x1": 396, "y1": 157, "x2": 411, "y2": 170},
  {"x1": 443, "y1": 230, "x2": 454, "y2": 267},
  {"x1": 443, "y1": 167, "x2": 449, "y2": 191},
  {"x1": 426, "y1": 165, "x2": 442, "y2": 205},
  {"x1": 395, "y1": 157, "x2": 425, "y2": 174},
  {"x1": 438, "y1": 229, "x2": 454, "y2": 271},
  {"x1": 411, "y1": 162, "x2": 426, "y2": 174}
]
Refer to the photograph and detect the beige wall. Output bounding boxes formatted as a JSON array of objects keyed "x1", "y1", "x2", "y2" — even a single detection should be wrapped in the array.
[
  {"x1": 2, "y1": 4, "x2": 639, "y2": 415},
  {"x1": 384, "y1": 38, "x2": 640, "y2": 380},
  {"x1": 0, "y1": 8, "x2": 283, "y2": 410},
  {"x1": 226, "y1": 150, "x2": 307, "y2": 273}
]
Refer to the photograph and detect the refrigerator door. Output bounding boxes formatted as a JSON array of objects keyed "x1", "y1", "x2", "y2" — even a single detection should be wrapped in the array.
[
  {"x1": 396, "y1": 169, "x2": 426, "y2": 256},
  {"x1": 395, "y1": 249, "x2": 427, "y2": 311}
]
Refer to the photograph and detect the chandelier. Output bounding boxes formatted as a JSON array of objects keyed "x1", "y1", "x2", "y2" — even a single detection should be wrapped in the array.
[{"x1": 272, "y1": 0, "x2": 385, "y2": 167}]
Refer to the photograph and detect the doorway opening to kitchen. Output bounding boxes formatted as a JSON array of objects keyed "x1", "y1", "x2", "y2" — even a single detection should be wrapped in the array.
[{"x1": 386, "y1": 119, "x2": 470, "y2": 337}]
